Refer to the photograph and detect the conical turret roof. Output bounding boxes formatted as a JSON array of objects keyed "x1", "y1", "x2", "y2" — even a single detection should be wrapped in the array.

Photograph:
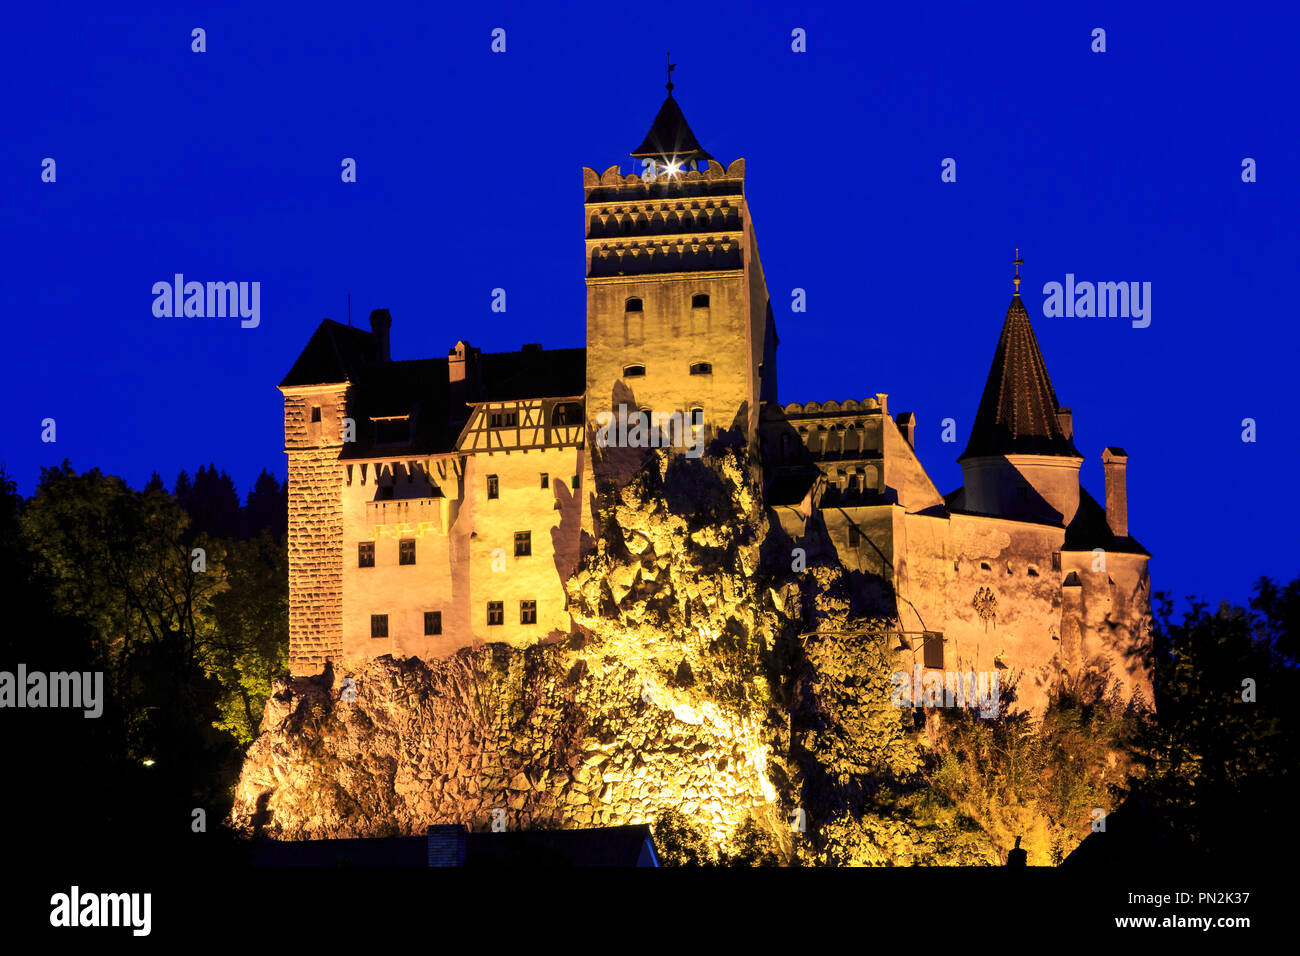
[
  {"x1": 630, "y1": 93, "x2": 713, "y2": 164},
  {"x1": 958, "y1": 295, "x2": 1081, "y2": 460}
]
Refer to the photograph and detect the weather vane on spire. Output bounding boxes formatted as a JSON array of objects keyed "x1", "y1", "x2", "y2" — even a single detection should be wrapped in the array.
[
  {"x1": 666, "y1": 51, "x2": 676, "y2": 94},
  {"x1": 1013, "y1": 248, "x2": 1024, "y2": 296}
]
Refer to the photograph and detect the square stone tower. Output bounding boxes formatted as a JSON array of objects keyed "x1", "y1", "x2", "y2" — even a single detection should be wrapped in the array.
[{"x1": 582, "y1": 88, "x2": 777, "y2": 493}]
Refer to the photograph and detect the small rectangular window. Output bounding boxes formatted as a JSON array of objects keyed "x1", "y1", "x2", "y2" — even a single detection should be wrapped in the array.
[
  {"x1": 691, "y1": 293, "x2": 710, "y2": 309},
  {"x1": 490, "y1": 413, "x2": 503, "y2": 427},
  {"x1": 520, "y1": 600, "x2": 537, "y2": 625},
  {"x1": 371, "y1": 614, "x2": 388, "y2": 638},
  {"x1": 487, "y1": 601, "x2": 504, "y2": 626},
  {"x1": 358, "y1": 542, "x2": 375, "y2": 567},
  {"x1": 1051, "y1": 551, "x2": 1062, "y2": 572},
  {"x1": 399, "y1": 539, "x2": 416, "y2": 565},
  {"x1": 571, "y1": 475, "x2": 580, "y2": 490},
  {"x1": 689, "y1": 362, "x2": 712, "y2": 375},
  {"x1": 424, "y1": 611, "x2": 442, "y2": 635},
  {"x1": 923, "y1": 631, "x2": 944, "y2": 669},
  {"x1": 487, "y1": 475, "x2": 499, "y2": 499},
  {"x1": 622, "y1": 364, "x2": 646, "y2": 378},
  {"x1": 504, "y1": 411, "x2": 518, "y2": 426},
  {"x1": 311, "y1": 406, "x2": 322, "y2": 422},
  {"x1": 514, "y1": 531, "x2": 531, "y2": 557},
  {"x1": 540, "y1": 473, "x2": 549, "y2": 489}
]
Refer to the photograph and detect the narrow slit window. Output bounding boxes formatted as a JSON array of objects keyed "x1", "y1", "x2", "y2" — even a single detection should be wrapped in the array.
[
  {"x1": 311, "y1": 406, "x2": 322, "y2": 422},
  {"x1": 540, "y1": 473, "x2": 549, "y2": 489},
  {"x1": 487, "y1": 475, "x2": 499, "y2": 499}
]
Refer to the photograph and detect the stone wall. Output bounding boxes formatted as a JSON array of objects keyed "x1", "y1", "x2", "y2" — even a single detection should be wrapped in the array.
[{"x1": 284, "y1": 388, "x2": 347, "y2": 676}]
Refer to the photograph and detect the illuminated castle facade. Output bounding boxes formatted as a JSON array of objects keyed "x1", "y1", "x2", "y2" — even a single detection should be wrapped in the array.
[{"x1": 278, "y1": 90, "x2": 1152, "y2": 712}]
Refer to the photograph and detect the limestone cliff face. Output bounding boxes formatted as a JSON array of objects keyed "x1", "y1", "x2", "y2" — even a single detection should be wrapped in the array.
[{"x1": 232, "y1": 444, "x2": 801, "y2": 845}]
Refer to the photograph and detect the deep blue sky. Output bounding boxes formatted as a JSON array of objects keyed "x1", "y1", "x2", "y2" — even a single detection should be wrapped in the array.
[{"x1": 3, "y1": 1, "x2": 1296, "y2": 608}]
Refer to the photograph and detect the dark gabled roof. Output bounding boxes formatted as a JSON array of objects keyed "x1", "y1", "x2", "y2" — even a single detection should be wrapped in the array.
[
  {"x1": 959, "y1": 296, "x2": 1081, "y2": 461},
  {"x1": 275, "y1": 321, "x2": 374, "y2": 390},
  {"x1": 341, "y1": 358, "x2": 457, "y2": 460},
  {"x1": 279, "y1": 319, "x2": 378, "y2": 388},
  {"x1": 1064, "y1": 486, "x2": 1149, "y2": 555},
  {"x1": 478, "y1": 347, "x2": 586, "y2": 402},
  {"x1": 631, "y1": 93, "x2": 713, "y2": 163}
]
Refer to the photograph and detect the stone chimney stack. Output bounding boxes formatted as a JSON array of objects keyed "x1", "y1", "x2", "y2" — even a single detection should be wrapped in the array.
[
  {"x1": 448, "y1": 340, "x2": 471, "y2": 384},
  {"x1": 1056, "y1": 406, "x2": 1073, "y2": 441},
  {"x1": 1101, "y1": 446, "x2": 1129, "y2": 538},
  {"x1": 895, "y1": 411, "x2": 916, "y2": 448},
  {"x1": 369, "y1": 309, "x2": 392, "y2": 362}
]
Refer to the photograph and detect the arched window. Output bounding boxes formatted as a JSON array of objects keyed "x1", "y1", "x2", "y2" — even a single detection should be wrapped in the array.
[
  {"x1": 622, "y1": 364, "x2": 646, "y2": 378},
  {"x1": 625, "y1": 297, "x2": 643, "y2": 312},
  {"x1": 692, "y1": 293, "x2": 710, "y2": 309},
  {"x1": 689, "y1": 362, "x2": 712, "y2": 375}
]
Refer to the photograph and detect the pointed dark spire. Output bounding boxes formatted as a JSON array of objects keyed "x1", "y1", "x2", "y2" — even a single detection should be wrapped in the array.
[
  {"x1": 630, "y1": 69, "x2": 713, "y2": 166},
  {"x1": 959, "y1": 288, "x2": 1081, "y2": 461}
]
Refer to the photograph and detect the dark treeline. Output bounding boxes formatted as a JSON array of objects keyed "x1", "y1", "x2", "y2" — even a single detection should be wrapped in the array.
[{"x1": 0, "y1": 461, "x2": 287, "y2": 868}]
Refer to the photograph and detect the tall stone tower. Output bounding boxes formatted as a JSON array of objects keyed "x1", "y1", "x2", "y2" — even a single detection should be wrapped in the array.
[{"x1": 581, "y1": 84, "x2": 777, "y2": 491}]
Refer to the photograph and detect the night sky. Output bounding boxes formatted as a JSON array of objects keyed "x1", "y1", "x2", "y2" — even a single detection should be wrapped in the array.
[{"x1": 4, "y1": 1, "x2": 1296, "y2": 608}]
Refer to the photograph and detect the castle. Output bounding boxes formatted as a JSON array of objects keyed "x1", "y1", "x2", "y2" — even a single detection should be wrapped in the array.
[{"x1": 278, "y1": 88, "x2": 1152, "y2": 714}]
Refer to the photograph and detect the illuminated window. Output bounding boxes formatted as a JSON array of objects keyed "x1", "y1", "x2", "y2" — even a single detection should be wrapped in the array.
[
  {"x1": 370, "y1": 614, "x2": 388, "y2": 639},
  {"x1": 358, "y1": 542, "x2": 375, "y2": 568},
  {"x1": 514, "y1": 531, "x2": 531, "y2": 557},
  {"x1": 487, "y1": 602, "x2": 504, "y2": 626},
  {"x1": 399, "y1": 539, "x2": 416, "y2": 565},
  {"x1": 692, "y1": 293, "x2": 710, "y2": 309},
  {"x1": 623, "y1": 364, "x2": 646, "y2": 377},
  {"x1": 487, "y1": 475, "x2": 499, "y2": 499},
  {"x1": 424, "y1": 611, "x2": 442, "y2": 636},
  {"x1": 520, "y1": 600, "x2": 537, "y2": 625},
  {"x1": 689, "y1": 362, "x2": 712, "y2": 375}
]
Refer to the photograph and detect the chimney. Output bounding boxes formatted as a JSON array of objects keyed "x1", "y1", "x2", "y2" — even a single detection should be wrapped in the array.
[
  {"x1": 426, "y1": 824, "x2": 468, "y2": 867},
  {"x1": 448, "y1": 340, "x2": 472, "y2": 384},
  {"x1": 1101, "y1": 447, "x2": 1128, "y2": 538},
  {"x1": 895, "y1": 412, "x2": 916, "y2": 448},
  {"x1": 1056, "y1": 406, "x2": 1073, "y2": 440},
  {"x1": 369, "y1": 309, "x2": 392, "y2": 362}
]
